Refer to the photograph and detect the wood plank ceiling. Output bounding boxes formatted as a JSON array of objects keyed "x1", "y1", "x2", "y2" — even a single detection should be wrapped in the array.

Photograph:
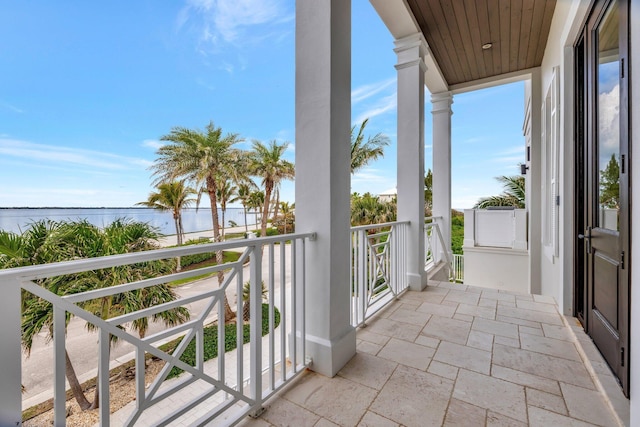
[{"x1": 406, "y1": 0, "x2": 557, "y2": 86}]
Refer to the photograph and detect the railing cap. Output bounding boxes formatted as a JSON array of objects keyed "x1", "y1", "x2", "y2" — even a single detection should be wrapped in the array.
[{"x1": 0, "y1": 232, "x2": 315, "y2": 281}]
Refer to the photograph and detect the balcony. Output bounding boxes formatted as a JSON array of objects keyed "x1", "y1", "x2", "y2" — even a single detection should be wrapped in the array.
[
  {"x1": 240, "y1": 282, "x2": 627, "y2": 427},
  {"x1": 2, "y1": 224, "x2": 628, "y2": 426}
]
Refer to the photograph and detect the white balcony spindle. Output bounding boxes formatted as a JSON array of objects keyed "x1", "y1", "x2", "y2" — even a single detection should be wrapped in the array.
[{"x1": 53, "y1": 306, "x2": 66, "y2": 427}]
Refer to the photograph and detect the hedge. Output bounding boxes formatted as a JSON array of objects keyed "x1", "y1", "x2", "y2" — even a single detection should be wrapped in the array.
[{"x1": 164, "y1": 303, "x2": 280, "y2": 378}]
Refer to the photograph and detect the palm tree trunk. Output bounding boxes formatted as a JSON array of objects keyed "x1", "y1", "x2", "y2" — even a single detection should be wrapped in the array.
[
  {"x1": 174, "y1": 214, "x2": 182, "y2": 272},
  {"x1": 243, "y1": 203, "x2": 248, "y2": 233},
  {"x1": 174, "y1": 215, "x2": 182, "y2": 246},
  {"x1": 66, "y1": 350, "x2": 92, "y2": 410},
  {"x1": 208, "y1": 179, "x2": 235, "y2": 322},
  {"x1": 221, "y1": 208, "x2": 226, "y2": 240},
  {"x1": 261, "y1": 181, "x2": 273, "y2": 238},
  {"x1": 272, "y1": 190, "x2": 280, "y2": 221}
]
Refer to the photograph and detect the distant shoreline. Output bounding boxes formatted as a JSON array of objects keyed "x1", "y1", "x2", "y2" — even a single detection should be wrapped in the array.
[{"x1": 0, "y1": 206, "x2": 245, "y2": 210}]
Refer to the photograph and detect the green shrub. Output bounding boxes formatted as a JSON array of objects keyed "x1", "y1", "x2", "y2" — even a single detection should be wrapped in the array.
[
  {"x1": 255, "y1": 228, "x2": 278, "y2": 237},
  {"x1": 451, "y1": 214, "x2": 464, "y2": 255},
  {"x1": 164, "y1": 303, "x2": 280, "y2": 378}
]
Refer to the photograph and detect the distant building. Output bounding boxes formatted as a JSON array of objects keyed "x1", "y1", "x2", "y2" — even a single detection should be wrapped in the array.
[{"x1": 378, "y1": 187, "x2": 396, "y2": 202}]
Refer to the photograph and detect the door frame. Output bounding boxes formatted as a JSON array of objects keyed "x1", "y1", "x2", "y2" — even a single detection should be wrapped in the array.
[{"x1": 574, "y1": 0, "x2": 631, "y2": 396}]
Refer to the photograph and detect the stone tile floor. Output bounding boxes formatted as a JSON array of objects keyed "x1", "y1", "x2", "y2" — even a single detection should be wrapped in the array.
[{"x1": 239, "y1": 282, "x2": 628, "y2": 427}]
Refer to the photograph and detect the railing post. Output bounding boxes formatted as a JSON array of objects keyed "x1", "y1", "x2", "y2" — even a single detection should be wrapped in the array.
[
  {"x1": 99, "y1": 328, "x2": 111, "y2": 426},
  {"x1": 249, "y1": 244, "x2": 263, "y2": 416},
  {"x1": 0, "y1": 276, "x2": 22, "y2": 426},
  {"x1": 54, "y1": 306, "x2": 67, "y2": 426},
  {"x1": 358, "y1": 230, "x2": 367, "y2": 326}
]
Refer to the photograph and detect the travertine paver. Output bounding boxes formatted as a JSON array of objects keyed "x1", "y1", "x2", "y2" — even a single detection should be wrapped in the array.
[
  {"x1": 260, "y1": 282, "x2": 625, "y2": 427},
  {"x1": 421, "y1": 314, "x2": 471, "y2": 344},
  {"x1": 433, "y1": 341, "x2": 491, "y2": 374},
  {"x1": 358, "y1": 411, "x2": 399, "y2": 427},
  {"x1": 107, "y1": 282, "x2": 626, "y2": 426},
  {"x1": 377, "y1": 337, "x2": 434, "y2": 370}
]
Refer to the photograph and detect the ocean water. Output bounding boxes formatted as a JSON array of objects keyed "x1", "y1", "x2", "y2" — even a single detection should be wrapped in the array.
[{"x1": 0, "y1": 207, "x2": 254, "y2": 236}]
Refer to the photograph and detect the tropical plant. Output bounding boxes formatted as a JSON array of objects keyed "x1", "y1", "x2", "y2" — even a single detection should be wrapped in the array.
[
  {"x1": 425, "y1": 169, "x2": 433, "y2": 217},
  {"x1": 237, "y1": 183, "x2": 254, "y2": 233},
  {"x1": 248, "y1": 140, "x2": 295, "y2": 238},
  {"x1": 273, "y1": 201, "x2": 295, "y2": 234},
  {"x1": 216, "y1": 181, "x2": 238, "y2": 240},
  {"x1": 152, "y1": 121, "x2": 245, "y2": 321},
  {"x1": 271, "y1": 187, "x2": 281, "y2": 222},
  {"x1": 350, "y1": 192, "x2": 397, "y2": 227},
  {"x1": 2, "y1": 219, "x2": 188, "y2": 410},
  {"x1": 350, "y1": 118, "x2": 390, "y2": 174},
  {"x1": 241, "y1": 280, "x2": 267, "y2": 322},
  {"x1": 600, "y1": 154, "x2": 620, "y2": 208},
  {"x1": 137, "y1": 181, "x2": 195, "y2": 247},
  {"x1": 137, "y1": 181, "x2": 195, "y2": 272},
  {"x1": 247, "y1": 191, "x2": 265, "y2": 232},
  {"x1": 474, "y1": 175, "x2": 526, "y2": 209}
]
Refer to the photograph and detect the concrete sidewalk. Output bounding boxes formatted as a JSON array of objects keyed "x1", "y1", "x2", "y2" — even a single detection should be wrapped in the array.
[{"x1": 156, "y1": 224, "x2": 260, "y2": 247}]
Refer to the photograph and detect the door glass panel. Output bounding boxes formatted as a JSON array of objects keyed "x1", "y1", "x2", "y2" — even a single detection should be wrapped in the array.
[{"x1": 596, "y1": 0, "x2": 620, "y2": 231}]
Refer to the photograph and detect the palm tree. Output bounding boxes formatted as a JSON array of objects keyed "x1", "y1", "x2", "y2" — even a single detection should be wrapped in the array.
[
  {"x1": 4, "y1": 219, "x2": 188, "y2": 410},
  {"x1": 350, "y1": 118, "x2": 390, "y2": 174},
  {"x1": 474, "y1": 175, "x2": 526, "y2": 209},
  {"x1": 350, "y1": 192, "x2": 396, "y2": 227},
  {"x1": 247, "y1": 191, "x2": 265, "y2": 232},
  {"x1": 241, "y1": 280, "x2": 268, "y2": 322},
  {"x1": 248, "y1": 140, "x2": 295, "y2": 238},
  {"x1": 237, "y1": 183, "x2": 254, "y2": 233},
  {"x1": 271, "y1": 187, "x2": 281, "y2": 222},
  {"x1": 216, "y1": 181, "x2": 239, "y2": 240},
  {"x1": 278, "y1": 201, "x2": 295, "y2": 234},
  {"x1": 137, "y1": 180, "x2": 195, "y2": 247},
  {"x1": 152, "y1": 121, "x2": 244, "y2": 321}
]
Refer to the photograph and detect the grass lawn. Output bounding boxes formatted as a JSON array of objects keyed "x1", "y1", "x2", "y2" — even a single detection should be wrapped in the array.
[{"x1": 170, "y1": 250, "x2": 242, "y2": 287}]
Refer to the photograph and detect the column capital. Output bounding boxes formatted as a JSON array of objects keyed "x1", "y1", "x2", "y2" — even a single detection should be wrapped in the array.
[
  {"x1": 431, "y1": 91, "x2": 453, "y2": 115},
  {"x1": 394, "y1": 33, "x2": 428, "y2": 71}
]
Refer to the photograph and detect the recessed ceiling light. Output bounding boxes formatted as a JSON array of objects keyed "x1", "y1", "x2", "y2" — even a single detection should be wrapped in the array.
[{"x1": 482, "y1": 43, "x2": 493, "y2": 50}]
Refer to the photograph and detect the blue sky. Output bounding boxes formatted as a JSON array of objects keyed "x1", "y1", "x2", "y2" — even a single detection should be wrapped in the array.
[{"x1": 0, "y1": 0, "x2": 524, "y2": 209}]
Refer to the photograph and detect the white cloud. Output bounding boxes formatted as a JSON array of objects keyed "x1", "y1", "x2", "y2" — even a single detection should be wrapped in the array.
[
  {"x1": 179, "y1": 0, "x2": 292, "y2": 51},
  {"x1": 142, "y1": 139, "x2": 163, "y2": 150},
  {"x1": 273, "y1": 128, "x2": 293, "y2": 144},
  {"x1": 598, "y1": 82, "x2": 620, "y2": 165},
  {"x1": 0, "y1": 138, "x2": 152, "y2": 171},
  {"x1": 352, "y1": 167, "x2": 386, "y2": 182},
  {"x1": 463, "y1": 136, "x2": 486, "y2": 144},
  {"x1": 0, "y1": 101, "x2": 24, "y2": 114},
  {"x1": 285, "y1": 142, "x2": 295, "y2": 153},
  {"x1": 352, "y1": 78, "x2": 395, "y2": 105},
  {"x1": 354, "y1": 93, "x2": 397, "y2": 125}
]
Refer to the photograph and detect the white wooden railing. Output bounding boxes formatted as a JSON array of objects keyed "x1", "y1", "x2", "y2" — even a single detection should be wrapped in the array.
[
  {"x1": 424, "y1": 217, "x2": 456, "y2": 282},
  {"x1": 0, "y1": 233, "x2": 314, "y2": 426},
  {"x1": 350, "y1": 221, "x2": 409, "y2": 327},
  {"x1": 452, "y1": 254, "x2": 464, "y2": 283}
]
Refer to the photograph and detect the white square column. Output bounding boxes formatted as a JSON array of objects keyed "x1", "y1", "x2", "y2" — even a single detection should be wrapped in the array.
[
  {"x1": 295, "y1": 0, "x2": 355, "y2": 377},
  {"x1": 629, "y1": 0, "x2": 640, "y2": 421},
  {"x1": 395, "y1": 33, "x2": 427, "y2": 291},
  {"x1": 431, "y1": 92, "x2": 454, "y2": 264}
]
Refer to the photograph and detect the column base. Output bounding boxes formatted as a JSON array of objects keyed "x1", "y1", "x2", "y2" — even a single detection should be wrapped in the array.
[
  {"x1": 305, "y1": 327, "x2": 356, "y2": 377},
  {"x1": 408, "y1": 272, "x2": 427, "y2": 291}
]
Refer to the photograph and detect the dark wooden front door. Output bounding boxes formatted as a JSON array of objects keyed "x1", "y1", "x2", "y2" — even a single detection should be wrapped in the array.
[{"x1": 576, "y1": 0, "x2": 630, "y2": 396}]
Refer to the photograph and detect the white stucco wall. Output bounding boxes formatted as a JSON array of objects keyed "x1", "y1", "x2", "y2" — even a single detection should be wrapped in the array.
[{"x1": 525, "y1": 0, "x2": 590, "y2": 313}]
